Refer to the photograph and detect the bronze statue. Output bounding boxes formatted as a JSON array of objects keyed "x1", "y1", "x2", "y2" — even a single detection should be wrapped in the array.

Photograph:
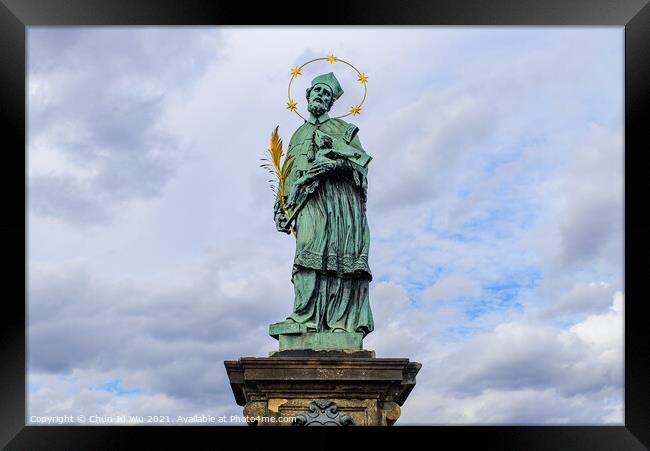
[{"x1": 263, "y1": 61, "x2": 374, "y2": 350}]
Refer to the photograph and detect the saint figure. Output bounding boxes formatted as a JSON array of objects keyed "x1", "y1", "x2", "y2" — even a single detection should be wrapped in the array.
[{"x1": 272, "y1": 72, "x2": 374, "y2": 338}]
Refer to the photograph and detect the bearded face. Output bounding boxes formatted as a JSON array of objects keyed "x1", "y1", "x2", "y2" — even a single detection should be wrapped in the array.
[{"x1": 307, "y1": 84, "x2": 333, "y2": 117}]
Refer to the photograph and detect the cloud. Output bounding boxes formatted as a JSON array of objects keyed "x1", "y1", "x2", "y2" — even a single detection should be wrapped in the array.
[
  {"x1": 366, "y1": 285, "x2": 623, "y2": 424},
  {"x1": 28, "y1": 369, "x2": 242, "y2": 424},
  {"x1": 28, "y1": 28, "x2": 222, "y2": 225},
  {"x1": 368, "y1": 87, "x2": 497, "y2": 211},
  {"x1": 555, "y1": 126, "x2": 623, "y2": 269},
  {"x1": 28, "y1": 249, "x2": 293, "y2": 415},
  {"x1": 401, "y1": 386, "x2": 622, "y2": 425},
  {"x1": 539, "y1": 281, "x2": 617, "y2": 320},
  {"x1": 29, "y1": 173, "x2": 111, "y2": 224},
  {"x1": 570, "y1": 292, "x2": 623, "y2": 352},
  {"x1": 399, "y1": 292, "x2": 623, "y2": 424},
  {"x1": 421, "y1": 274, "x2": 481, "y2": 302}
]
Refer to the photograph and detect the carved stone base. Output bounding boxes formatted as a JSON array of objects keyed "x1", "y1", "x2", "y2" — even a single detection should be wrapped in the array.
[
  {"x1": 224, "y1": 352, "x2": 421, "y2": 426},
  {"x1": 269, "y1": 322, "x2": 364, "y2": 352},
  {"x1": 278, "y1": 332, "x2": 363, "y2": 351}
]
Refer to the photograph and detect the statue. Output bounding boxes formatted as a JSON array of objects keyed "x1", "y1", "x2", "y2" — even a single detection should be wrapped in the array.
[
  {"x1": 268, "y1": 68, "x2": 374, "y2": 345},
  {"x1": 224, "y1": 60, "x2": 422, "y2": 425}
]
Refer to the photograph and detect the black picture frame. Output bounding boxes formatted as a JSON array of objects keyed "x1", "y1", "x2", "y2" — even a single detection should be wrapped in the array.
[{"x1": 1, "y1": 0, "x2": 647, "y2": 449}]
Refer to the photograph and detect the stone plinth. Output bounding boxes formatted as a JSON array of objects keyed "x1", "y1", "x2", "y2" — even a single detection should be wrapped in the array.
[
  {"x1": 269, "y1": 322, "x2": 364, "y2": 352},
  {"x1": 224, "y1": 352, "x2": 421, "y2": 426}
]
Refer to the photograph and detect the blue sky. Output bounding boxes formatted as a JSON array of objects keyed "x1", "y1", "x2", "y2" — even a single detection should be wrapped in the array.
[{"x1": 27, "y1": 26, "x2": 623, "y2": 424}]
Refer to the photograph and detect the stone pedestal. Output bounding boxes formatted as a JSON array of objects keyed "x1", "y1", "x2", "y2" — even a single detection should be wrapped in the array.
[
  {"x1": 269, "y1": 321, "x2": 364, "y2": 352},
  {"x1": 224, "y1": 351, "x2": 421, "y2": 426}
]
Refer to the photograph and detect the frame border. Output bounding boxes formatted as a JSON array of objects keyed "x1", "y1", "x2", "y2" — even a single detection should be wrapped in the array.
[{"x1": 1, "y1": 0, "x2": 647, "y2": 449}]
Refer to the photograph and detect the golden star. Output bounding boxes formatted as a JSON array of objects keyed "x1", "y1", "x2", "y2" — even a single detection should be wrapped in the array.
[
  {"x1": 350, "y1": 104, "x2": 362, "y2": 115},
  {"x1": 286, "y1": 100, "x2": 298, "y2": 112},
  {"x1": 290, "y1": 66, "x2": 302, "y2": 77},
  {"x1": 326, "y1": 55, "x2": 337, "y2": 63},
  {"x1": 357, "y1": 72, "x2": 368, "y2": 84}
]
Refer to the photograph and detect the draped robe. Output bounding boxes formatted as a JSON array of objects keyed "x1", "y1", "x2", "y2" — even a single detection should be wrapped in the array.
[{"x1": 280, "y1": 115, "x2": 374, "y2": 336}]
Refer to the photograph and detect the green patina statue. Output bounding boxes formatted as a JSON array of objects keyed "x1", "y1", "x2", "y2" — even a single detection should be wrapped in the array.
[{"x1": 270, "y1": 72, "x2": 374, "y2": 351}]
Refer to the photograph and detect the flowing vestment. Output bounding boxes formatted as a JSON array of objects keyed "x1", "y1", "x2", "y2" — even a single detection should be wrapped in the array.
[{"x1": 283, "y1": 117, "x2": 374, "y2": 336}]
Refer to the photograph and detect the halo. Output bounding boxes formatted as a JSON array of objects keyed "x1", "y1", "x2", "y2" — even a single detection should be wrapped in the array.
[{"x1": 286, "y1": 55, "x2": 368, "y2": 120}]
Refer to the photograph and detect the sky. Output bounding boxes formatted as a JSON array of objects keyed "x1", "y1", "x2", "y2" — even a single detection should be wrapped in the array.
[{"x1": 27, "y1": 26, "x2": 624, "y2": 425}]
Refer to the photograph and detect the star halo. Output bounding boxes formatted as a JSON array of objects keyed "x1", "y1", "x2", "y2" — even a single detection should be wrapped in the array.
[{"x1": 287, "y1": 55, "x2": 368, "y2": 121}]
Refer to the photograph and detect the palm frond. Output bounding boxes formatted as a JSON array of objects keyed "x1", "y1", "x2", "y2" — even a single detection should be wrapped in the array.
[
  {"x1": 269, "y1": 126, "x2": 283, "y2": 171},
  {"x1": 260, "y1": 126, "x2": 297, "y2": 238}
]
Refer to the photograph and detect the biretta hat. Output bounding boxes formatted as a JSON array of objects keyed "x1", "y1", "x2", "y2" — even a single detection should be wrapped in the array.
[{"x1": 310, "y1": 72, "x2": 344, "y2": 101}]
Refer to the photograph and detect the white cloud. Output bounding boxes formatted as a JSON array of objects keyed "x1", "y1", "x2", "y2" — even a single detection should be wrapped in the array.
[
  {"x1": 28, "y1": 252, "x2": 292, "y2": 409},
  {"x1": 28, "y1": 369, "x2": 242, "y2": 424},
  {"x1": 399, "y1": 292, "x2": 623, "y2": 424},
  {"x1": 421, "y1": 274, "x2": 481, "y2": 302},
  {"x1": 539, "y1": 281, "x2": 617, "y2": 319},
  {"x1": 570, "y1": 291, "x2": 623, "y2": 352},
  {"x1": 28, "y1": 28, "x2": 223, "y2": 225}
]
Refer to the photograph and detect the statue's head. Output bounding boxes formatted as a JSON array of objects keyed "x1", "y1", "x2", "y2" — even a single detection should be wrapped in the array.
[{"x1": 306, "y1": 72, "x2": 343, "y2": 117}]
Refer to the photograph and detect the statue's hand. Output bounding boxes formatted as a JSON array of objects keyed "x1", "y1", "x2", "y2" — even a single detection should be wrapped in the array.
[
  {"x1": 306, "y1": 157, "x2": 336, "y2": 179},
  {"x1": 273, "y1": 200, "x2": 284, "y2": 216},
  {"x1": 276, "y1": 217, "x2": 291, "y2": 234},
  {"x1": 274, "y1": 210, "x2": 291, "y2": 234},
  {"x1": 273, "y1": 201, "x2": 291, "y2": 234}
]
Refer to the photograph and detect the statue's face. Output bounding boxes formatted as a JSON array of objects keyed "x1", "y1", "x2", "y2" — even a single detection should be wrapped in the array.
[{"x1": 307, "y1": 84, "x2": 333, "y2": 116}]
